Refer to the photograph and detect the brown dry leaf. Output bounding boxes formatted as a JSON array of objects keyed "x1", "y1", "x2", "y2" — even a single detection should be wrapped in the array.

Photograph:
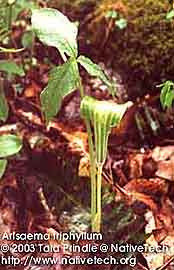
[
  {"x1": 143, "y1": 234, "x2": 164, "y2": 269},
  {"x1": 144, "y1": 212, "x2": 164, "y2": 269},
  {"x1": 115, "y1": 188, "x2": 157, "y2": 213},
  {"x1": 124, "y1": 178, "x2": 168, "y2": 198},
  {"x1": 155, "y1": 160, "x2": 174, "y2": 181},
  {"x1": 78, "y1": 156, "x2": 90, "y2": 177},
  {"x1": 161, "y1": 235, "x2": 174, "y2": 259},
  {"x1": 140, "y1": 204, "x2": 174, "y2": 269},
  {"x1": 149, "y1": 234, "x2": 174, "y2": 270},
  {"x1": 24, "y1": 81, "x2": 41, "y2": 98},
  {"x1": 129, "y1": 191, "x2": 158, "y2": 212},
  {"x1": 49, "y1": 122, "x2": 88, "y2": 156},
  {"x1": 127, "y1": 146, "x2": 174, "y2": 183},
  {"x1": 18, "y1": 109, "x2": 42, "y2": 125},
  {"x1": 144, "y1": 211, "x2": 156, "y2": 234},
  {"x1": 0, "y1": 213, "x2": 11, "y2": 251},
  {"x1": 45, "y1": 228, "x2": 67, "y2": 253},
  {"x1": 128, "y1": 153, "x2": 144, "y2": 179},
  {"x1": 152, "y1": 146, "x2": 174, "y2": 181},
  {"x1": 155, "y1": 197, "x2": 174, "y2": 242},
  {"x1": 117, "y1": 178, "x2": 169, "y2": 214},
  {"x1": 152, "y1": 146, "x2": 174, "y2": 161},
  {"x1": 127, "y1": 151, "x2": 157, "y2": 179}
]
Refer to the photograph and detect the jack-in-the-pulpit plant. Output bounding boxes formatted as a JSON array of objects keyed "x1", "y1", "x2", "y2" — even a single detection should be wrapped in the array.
[{"x1": 32, "y1": 8, "x2": 131, "y2": 232}]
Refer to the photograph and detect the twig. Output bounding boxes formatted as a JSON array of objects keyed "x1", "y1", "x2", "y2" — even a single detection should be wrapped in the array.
[
  {"x1": 102, "y1": 170, "x2": 131, "y2": 197},
  {"x1": 137, "y1": 262, "x2": 149, "y2": 270},
  {"x1": 155, "y1": 255, "x2": 174, "y2": 270}
]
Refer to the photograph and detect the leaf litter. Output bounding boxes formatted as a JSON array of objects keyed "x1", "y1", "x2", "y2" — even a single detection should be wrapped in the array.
[{"x1": 1, "y1": 7, "x2": 174, "y2": 270}]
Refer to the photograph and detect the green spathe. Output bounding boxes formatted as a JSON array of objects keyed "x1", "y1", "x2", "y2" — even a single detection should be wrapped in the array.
[
  {"x1": 80, "y1": 96, "x2": 132, "y2": 164},
  {"x1": 80, "y1": 96, "x2": 132, "y2": 232}
]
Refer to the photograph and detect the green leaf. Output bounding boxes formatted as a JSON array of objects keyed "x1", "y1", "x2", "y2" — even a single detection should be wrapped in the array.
[
  {"x1": 32, "y1": 8, "x2": 78, "y2": 59},
  {"x1": 12, "y1": 0, "x2": 38, "y2": 22},
  {"x1": 165, "y1": 89, "x2": 174, "y2": 108},
  {"x1": 160, "y1": 83, "x2": 169, "y2": 107},
  {"x1": 41, "y1": 58, "x2": 78, "y2": 123},
  {"x1": 77, "y1": 55, "x2": 116, "y2": 96},
  {"x1": 8, "y1": 0, "x2": 16, "y2": 4},
  {"x1": 22, "y1": 31, "x2": 34, "y2": 48},
  {"x1": 115, "y1": 18, "x2": 127, "y2": 29},
  {"x1": 0, "y1": 60, "x2": 25, "y2": 76},
  {"x1": 166, "y1": 9, "x2": 174, "y2": 20},
  {"x1": 0, "y1": 134, "x2": 22, "y2": 158},
  {"x1": 80, "y1": 96, "x2": 132, "y2": 164},
  {"x1": 105, "y1": 10, "x2": 118, "y2": 19},
  {"x1": 0, "y1": 159, "x2": 7, "y2": 179},
  {"x1": 159, "y1": 80, "x2": 174, "y2": 109},
  {"x1": 0, "y1": 80, "x2": 9, "y2": 122}
]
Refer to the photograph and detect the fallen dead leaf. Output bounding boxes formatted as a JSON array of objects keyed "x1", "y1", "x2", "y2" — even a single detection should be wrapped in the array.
[
  {"x1": 155, "y1": 160, "x2": 174, "y2": 181},
  {"x1": 152, "y1": 146, "x2": 174, "y2": 162}
]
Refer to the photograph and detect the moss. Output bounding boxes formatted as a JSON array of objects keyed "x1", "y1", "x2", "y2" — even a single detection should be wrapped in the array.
[
  {"x1": 48, "y1": 0, "x2": 95, "y2": 10},
  {"x1": 86, "y1": 0, "x2": 174, "y2": 97}
]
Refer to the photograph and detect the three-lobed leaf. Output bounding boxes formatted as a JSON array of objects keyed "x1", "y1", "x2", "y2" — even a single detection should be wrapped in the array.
[
  {"x1": 32, "y1": 8, "x2": 78, "y2": 59},
  {"x1": 33, "y1": 8, "x2": 116, "y2": 123},
  {"x1": 0, "y1": 134, "x2": 22, "y2": 158},
  {"x1": 41, "y1": 58, "x2": 78, "y2": 123},
  {"x1": 77, "y1": 55, "x2": 116, "y2": 96}
]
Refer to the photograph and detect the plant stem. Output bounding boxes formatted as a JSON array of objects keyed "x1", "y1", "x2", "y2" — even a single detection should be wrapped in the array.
[
  {"x1": 77, "y1": 72, "x2": 84, "y2": 99},
  {"x1": 85, "y1": 119, "x2": 97, "y2": 231},
  {"x1": 7, "y1": 3, "x2": 13, "y2": 31},
  {"x1": 30, "y1": 34, "x2": 35, "y2": 68},
  {"x1": 96, "y1": 164, "x2": 103, "y2": 232},
  {"x1": 78, "y1": 73, "x2": 97, "y2": 232}
]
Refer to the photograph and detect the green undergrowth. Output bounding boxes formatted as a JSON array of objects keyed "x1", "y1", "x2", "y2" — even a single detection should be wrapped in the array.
[{"x1": 88, "y1": 0, "x2": 174, "y2": 97}]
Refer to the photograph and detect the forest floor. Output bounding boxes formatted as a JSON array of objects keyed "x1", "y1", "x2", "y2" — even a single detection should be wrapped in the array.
[{"x1": 1, "y1": 3, "x2": 174, "y2": 270}]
